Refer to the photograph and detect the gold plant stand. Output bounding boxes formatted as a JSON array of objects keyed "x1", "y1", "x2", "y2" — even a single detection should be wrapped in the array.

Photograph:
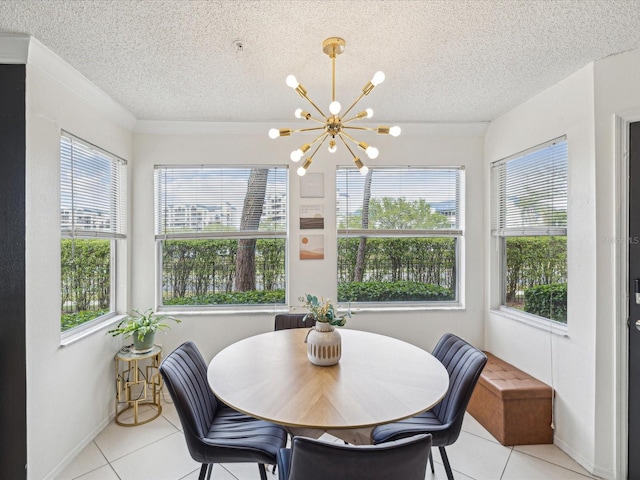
[{"x1": 114, "y1": 344, "x2": 163, "y2": 426}]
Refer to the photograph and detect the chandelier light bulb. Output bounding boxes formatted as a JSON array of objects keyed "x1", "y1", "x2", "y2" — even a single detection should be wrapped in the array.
[
  {"x1": 366, "y1": 108, "x2": 374, "y2": 118},
  {"x1": 389, "y1": 126, "x2": 401, "y2": 137},
  {"x1": 329, "y1": 101, "x2": 342, "y2": 115},
  {"x1": 365, "y1": 146, "x2": 379, "y2": 159},
  {"x1": 371, "y1": 71, "x2": 385, "y2": 86},
  {"x1": 268, "y1": 128, "x2": 280, "y2": 139},
  {"x1": 359, "y1": 165, "x2": 370, "y2": 176},
  {"x1": 328, "y1": 140, "x2": 337, "y2": 153},
  {"x1": 286, "y1": 75, "x2": 299, "y2": 89},
  {"x1": 290, "y1": 149, "x2": 303, "y2": 162},
  {"x1": 297, "y1": 166, "x2": 307, "y2": 176},
  {"x1": 295, "y1": 108, "x2": 303, "y2": 118}
]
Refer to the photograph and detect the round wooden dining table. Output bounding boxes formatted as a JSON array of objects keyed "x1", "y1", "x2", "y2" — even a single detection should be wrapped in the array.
[{"x1": 207, "y1": 328, "x2": 449, "y2": 444}]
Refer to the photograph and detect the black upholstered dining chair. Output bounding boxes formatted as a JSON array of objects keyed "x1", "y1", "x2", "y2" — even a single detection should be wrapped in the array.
[
  {"x1": 274, "y1": 312, "x2": 313, "y2": 330},
  {"x1": 159, "y1": 341, "x2": 288, "y2": 480},
  {"x1": 276, "y1": 433, "x2": 432, "y2": 480},
  {"x1": 372, "y1": 333, "x2": 487, "y2": 480}
]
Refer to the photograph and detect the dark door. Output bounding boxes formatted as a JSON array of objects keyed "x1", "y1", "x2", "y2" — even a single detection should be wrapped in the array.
[{"x1": 628, "y1": 121, "x2": 640, "y2": 479}]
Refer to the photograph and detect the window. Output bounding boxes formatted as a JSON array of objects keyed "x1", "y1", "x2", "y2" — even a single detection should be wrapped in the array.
[
  {"x1": 336, "y1": 166, "x2": 464, "y2": 304},
  {"x1": 491, "y1": 137, "x2": 568, "y2": 323},
  {"x1": 60, "y1": 132, "x2": 126, "y2": 332},
  {"x1": 154, "y1": 166, "x2": 287, "y2": 307}
]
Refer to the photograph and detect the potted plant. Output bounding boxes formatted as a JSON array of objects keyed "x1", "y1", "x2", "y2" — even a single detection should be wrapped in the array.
[
  {"x1": 108, "y1": 308, "x2": 181, "y2": 353},
  {"x1": 299, "y1": 294, "x2": 350, "y2": 366},
  {"x1": 300, "y1": 294, "x2": 350, "y2": 327}
]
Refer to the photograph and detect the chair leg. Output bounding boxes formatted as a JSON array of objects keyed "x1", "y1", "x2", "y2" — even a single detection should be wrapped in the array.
[
  {"x1": 429, "y1": 448, "x2": 435, "y2": 474},
  {"x1": 439, "y1": 447, "x2": 454, "y2": 480},
  {"x1": 198, "y1": 464, "x2": 209, "y2": 480},
  {"x1": 259, "y1": 463, "x2": 268, "y2": 480}
]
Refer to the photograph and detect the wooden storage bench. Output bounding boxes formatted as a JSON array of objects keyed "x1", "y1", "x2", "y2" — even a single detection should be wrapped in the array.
[{"x1": 467, "y1": 352, "x2": 553, "y2": 446}]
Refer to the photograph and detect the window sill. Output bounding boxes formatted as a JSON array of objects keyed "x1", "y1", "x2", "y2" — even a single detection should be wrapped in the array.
[
  {"x1": 60, "y1": 314, "x2": 127, "y2": 347},
  {"x1": 491, "y1": 306, "x2": 568, "y2": 337},
  {"x1": 342, "y1": 302, "x2": 464, "y2": 313},
  {"x1": 156, "y1": 306, "x2": 290, "y2": 316},
  {"x1": 156, "y1": 303, "x2": 464, "y2": 316}
]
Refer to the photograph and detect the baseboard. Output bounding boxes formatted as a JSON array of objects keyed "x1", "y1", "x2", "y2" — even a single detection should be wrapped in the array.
[
  {"x1": 40, "y1": 413, "x2": 114, "y2": 480},
  {"x1": 554, "y1": 436, "x2": 614, "y2": 480}
]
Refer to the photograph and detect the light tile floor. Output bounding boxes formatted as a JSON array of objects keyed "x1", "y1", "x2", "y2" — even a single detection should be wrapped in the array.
[{"x1": 57, "y1": 395, "x2": 600, "y2": 480}]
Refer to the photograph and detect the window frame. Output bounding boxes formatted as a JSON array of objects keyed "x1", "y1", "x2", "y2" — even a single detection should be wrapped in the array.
[
  {"x1": 60, "y1": 131, "x2": 127, "y2": 338},
  {"x1": 153, "y1": 164, "x2": 288, "y2": 311},
  {"x1": 336, "y1": 165, "x2": 465, "y2": 308},
  {"x1": 491, "y1": 136, "x2": 568, "y2": 326}
]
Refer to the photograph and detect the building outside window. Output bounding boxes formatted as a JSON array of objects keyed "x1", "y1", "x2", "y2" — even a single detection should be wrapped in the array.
[
  {"x1": 60, "y1": 132, "x2": 127, "y2": 332},
  {"x1": 491, "y1": 137, "x2": 568, "y2": 323},
  {"x1": 154, "y1": 166, "x2": 287, "y2": 307},
  {"x1": 336, "y1": 166, "x2": 465, "y2": 305}
]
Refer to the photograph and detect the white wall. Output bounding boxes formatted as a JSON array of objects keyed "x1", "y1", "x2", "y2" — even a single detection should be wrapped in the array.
[
  {"x1": 484, "y1": 65, "x2": 605, "y2": 474},
  {"x1": 592, "y1": 47, "x2": 640, "y2": 480},
  {"x1": 23, "y1": 37, "x2": 135, "y2": 480},
  {"x1": 132, "y1": 123, "x2": 486, "y2": 362}
]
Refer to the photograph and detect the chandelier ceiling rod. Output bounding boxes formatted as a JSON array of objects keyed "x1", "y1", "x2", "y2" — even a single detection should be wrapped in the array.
[{"x1": 269, "y1": 37, "x2": 400, "y2": 176}]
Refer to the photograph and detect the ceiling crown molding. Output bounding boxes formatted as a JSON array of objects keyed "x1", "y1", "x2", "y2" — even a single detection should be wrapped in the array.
[
  {"x1": 135, "y1": 120, "x2": 489, "y2": 136},
  {"x1": 0, "y1": 33, "x2": 30, "y2": 63},
  {"x1": 0, "y1": 33, "x2": 136, "y2": 130}
]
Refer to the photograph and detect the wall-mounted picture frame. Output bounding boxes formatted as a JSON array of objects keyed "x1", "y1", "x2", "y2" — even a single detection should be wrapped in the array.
[
  {"x1": 300, "y1": 234, "x2": 324, "y2": 260},
  {"x1": 300, "y1": 204, "x2": 324, "y2": 229},
  {"x1": 300, "y1": 172, "x2": 324, "y2": 198}
]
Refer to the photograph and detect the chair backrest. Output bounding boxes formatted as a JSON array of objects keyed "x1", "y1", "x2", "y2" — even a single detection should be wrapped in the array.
[
  {"x1": 274, "y1": 313, "x2": 313, "y2": 330},
  {"x1": 431, "y1": 333, "x2": 487, "y2": 439},
  {"x1": 287, "y1": 434, "x2": 431, "y2": 480},
  {"x1": 159, "y1": 341, "x2": 219, "y2": 461}
]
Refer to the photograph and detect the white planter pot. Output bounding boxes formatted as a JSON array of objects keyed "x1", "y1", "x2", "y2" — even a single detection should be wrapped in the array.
[{"x1": 305, "y1": 322, "x2": 341, "y2": 366}]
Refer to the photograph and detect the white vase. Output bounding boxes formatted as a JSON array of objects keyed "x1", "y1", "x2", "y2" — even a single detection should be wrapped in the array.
[{"x1": 305, "y1": 321, "x2": 341, "y2": 366}]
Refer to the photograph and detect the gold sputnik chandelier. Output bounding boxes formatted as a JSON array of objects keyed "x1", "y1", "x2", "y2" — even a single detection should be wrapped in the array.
[{"x1": 269, "y1": 37, "x2": 401, "y2": 176}]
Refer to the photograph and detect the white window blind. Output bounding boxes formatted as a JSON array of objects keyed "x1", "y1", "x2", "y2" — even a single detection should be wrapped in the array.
[
  {"x1": 336, "y1": 166, "x2": 465, "y2": 236},
  {"x1": 491, "y1": 137, "x2": 567, "y2": 237},
  {"x1": 60, "y1": 132, "x2": 127, "y2": 238},
  {"x1": 154, "y1": 166, "x2": 287, "y2": 239}
]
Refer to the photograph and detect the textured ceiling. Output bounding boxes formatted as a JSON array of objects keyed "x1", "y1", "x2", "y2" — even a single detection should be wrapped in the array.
[{"x1": 1, "y1": 0, "x2": 640, "y2": 123}]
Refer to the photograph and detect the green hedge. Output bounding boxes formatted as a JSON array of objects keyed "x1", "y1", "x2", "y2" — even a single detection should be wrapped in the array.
[
  {"x1": 338, "y1": 281, "x2": 453, "y2": 302},
  {"x1": 524, "y1": 283, "x2": 567, "y2": 324},
  {"x1": 163, "y1": 289, "x2": 285, "y2": 306},
  {"x1": 61, "y1": 309, "x2": 108, "y2": 330}
]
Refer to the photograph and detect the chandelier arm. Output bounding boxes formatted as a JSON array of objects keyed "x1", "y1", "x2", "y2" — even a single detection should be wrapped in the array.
[
  {"x1": 342, "y1": 125, "x2": 376, "y2": 132},
  {"x1": 304, "y1": 116, "x2": 327, "y2": 125},
  {"x1": 337, "y1": 133, "x2": 358, "y2": 159},
  {"x1": 342, "y1": 115, "x2": 365, "y2": 124},
  {"x1": 339, "y1": 130, "x2": 361, "y2": 146},
  {"x1": 308, "y1": 132, "x2": 330, "y2": 147},
  {"x1": 308, "y1": 134, "x2": 329, "y2": 159},
  {"x1": 341, "y1": 92, "x2": 366, "y2": 119},
  {"x1": 300, "y1": 94, "x2": 327, "y2": 118},
  {"x1": 293, "y1": 126, "x2": 327, "y2": 134}
]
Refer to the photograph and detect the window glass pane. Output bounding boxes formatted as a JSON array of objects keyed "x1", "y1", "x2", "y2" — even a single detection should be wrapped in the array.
[
  {"x1": 337, "y1": 167, "x2": 464, "y2": 232},
  {"x1": 338, "y1": 237, "x2": 456, "y2": 302},
  {"x1": 336, "y1": 166, "x2": 463, "y2": 304},
  {"x1": 492, "y1": 139, "x2": 567, "y2": 236},
  {"x1": 60, "y1": 134, "x2": 126, "y2": 238},
  {"x1": 155, "y1": 167, "x2": 286, "y2": 236},
  {"x1": 154, "y1": 166, "x2": 287, "y2": 306},
  {"x1": 60, "y1": 132, "x2": 125, "y2": 332},
  {"x1": 61, "y1": 238, "x2": 111, "y2": 331},
  {"x1": 161, "y1": 238, "x2": 285, "y2": 306},
  {"x1": 504, "y1": 236, "x2": 567, "y2": 324},
  {"x1": 492, "y1": 137, "x2": 568, "y2": 324}
]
